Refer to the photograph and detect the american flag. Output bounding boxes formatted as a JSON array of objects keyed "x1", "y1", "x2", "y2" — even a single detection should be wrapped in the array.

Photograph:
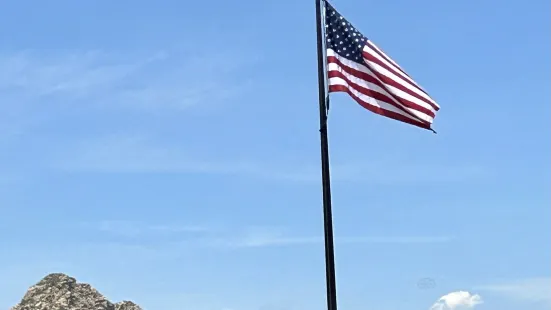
[{"x1": 324, "y1": 1, "x2": 440, "y2": 130}]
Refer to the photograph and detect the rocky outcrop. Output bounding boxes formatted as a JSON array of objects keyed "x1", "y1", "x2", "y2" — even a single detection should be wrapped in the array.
[{"x1": 11, "y1": 273, "x2": 142, "y2": 310}]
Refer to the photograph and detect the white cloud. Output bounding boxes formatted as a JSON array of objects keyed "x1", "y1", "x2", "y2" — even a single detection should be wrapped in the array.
[
  {"x1": 476, "y1": 277, "x2": 551, "y2": 305},
  {"x1": 430, "y1": 291, "x2": 483, "y2": 310}
]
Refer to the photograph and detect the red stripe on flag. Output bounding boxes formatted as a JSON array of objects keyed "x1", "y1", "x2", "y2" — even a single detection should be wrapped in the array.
[
  {"x1": 361, "y1": 51, "x2": 440, "y2": 111},
  {"x1": 328, "y1": 70, "x2": 420, "y2": 121},
  {"x1": 329, "y1": 84, "x2": 432, "y2": 130},
  {"x1": 327, "y1": 56, "x2": 436, "y2": 118},
  {"x1": 365, "y1": 41, "x2": 415, "y2": 83}
]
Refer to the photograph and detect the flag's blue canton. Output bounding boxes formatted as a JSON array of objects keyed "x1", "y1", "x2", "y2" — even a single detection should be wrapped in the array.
[{"x1": 325, "y1": 2, "x2": 367, "y2": 62}]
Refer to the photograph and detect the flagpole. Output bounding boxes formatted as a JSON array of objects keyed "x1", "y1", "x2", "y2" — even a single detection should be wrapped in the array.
[{"x1": 315, "y1": 1, "x2": 338, "y2": 310}]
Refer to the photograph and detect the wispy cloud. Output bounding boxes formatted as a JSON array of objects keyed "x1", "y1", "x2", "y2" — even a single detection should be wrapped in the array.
[
  {"x1": 56, "y1": 133, "x2": 487, "y2": 184},
  {"x1": 0, "y1": 48, "x2": 253, "y2": 112},
  {"x1": 475, "y1": 277, "x2": 551, "y2": 306},
  {"x1": 0, "y1": 48, "x2": 255, "y2": 150},
  {"x1": 214, "y1": 235, "x2": 453, "y2": 248},
  {"x1": 205, "y1": 227, "x2": 452, "y2": 248},
  {"x1": 85, "y1": 220, "x2": 209, "y2": 238},
  {"x1": 429, "y1": 291, "x2": 483, "y2": 310},
  {"x1": 0, "y1": 50, "x2": 147, "y2": 99},
  {"x1": 56, "y1": 134, "x2": 294, "y2": 177},
  {"x1": 331, "y1": 161, "x2": 488, "y2": 183},
  {"x1": 88, "y1": 221, "x2": 451, "y2": 248}
]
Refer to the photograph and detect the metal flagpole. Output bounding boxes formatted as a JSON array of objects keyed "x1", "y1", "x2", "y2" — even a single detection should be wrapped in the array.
[{"x1": 315, "y1": 1, "x2": 338, "y2": 310}]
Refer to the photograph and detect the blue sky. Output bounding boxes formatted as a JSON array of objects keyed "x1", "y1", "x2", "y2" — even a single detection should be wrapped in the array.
[{"x1": 0, "y1": 0, "x2": 549, "y2": 309}]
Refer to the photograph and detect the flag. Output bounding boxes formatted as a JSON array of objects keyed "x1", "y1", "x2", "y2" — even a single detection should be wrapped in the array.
[{"x1": 324, "y1": 1, "x2": 440, "y2": 130}]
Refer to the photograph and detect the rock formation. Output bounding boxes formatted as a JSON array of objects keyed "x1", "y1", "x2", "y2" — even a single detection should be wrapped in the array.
[{"x1": 11, "y1": 273, "x2": 142, "y2": 310}]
